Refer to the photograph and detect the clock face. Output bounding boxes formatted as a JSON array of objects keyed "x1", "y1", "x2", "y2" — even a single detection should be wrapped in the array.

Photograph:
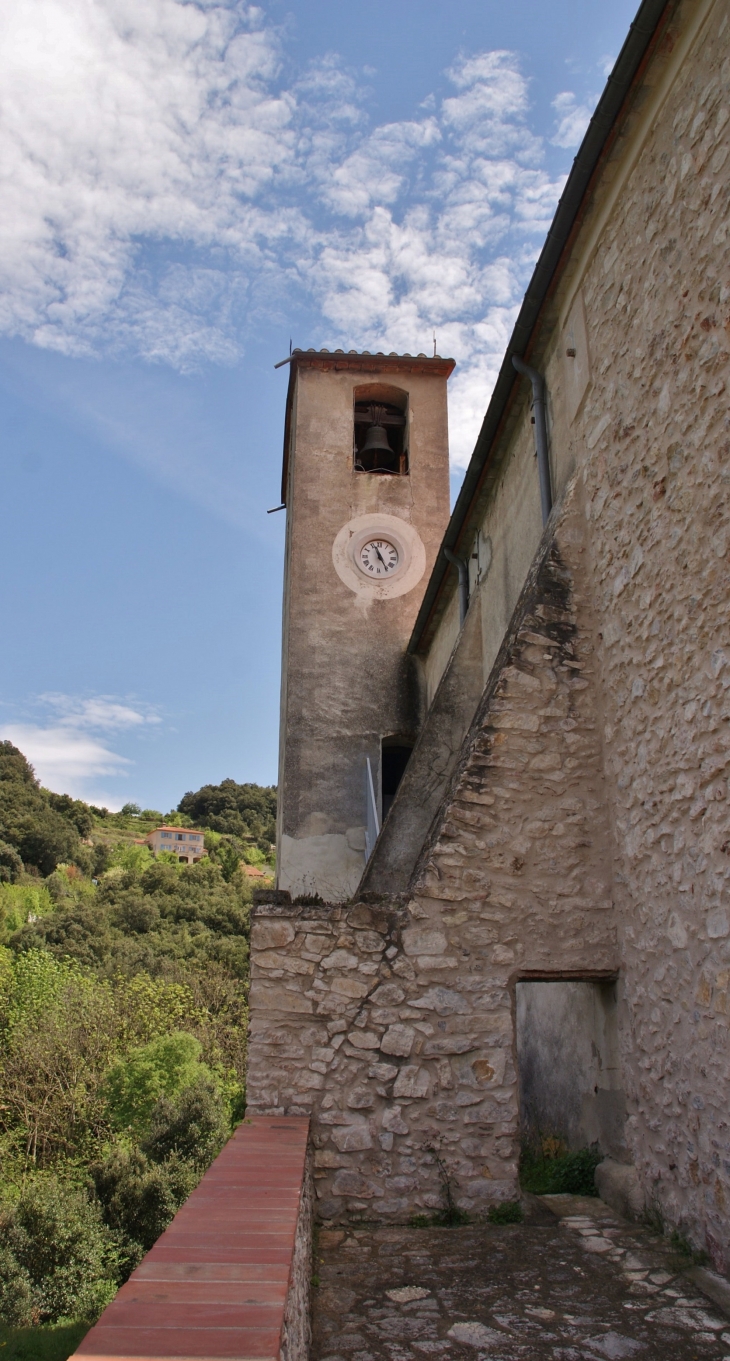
[{"x1": 358, "y1": 538, "x2": 399, "y2": 577}]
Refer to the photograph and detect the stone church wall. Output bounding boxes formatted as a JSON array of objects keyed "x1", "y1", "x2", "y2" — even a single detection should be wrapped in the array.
[{"x1": 567, "y1": 0, "x2": 730, "y2": 1268}]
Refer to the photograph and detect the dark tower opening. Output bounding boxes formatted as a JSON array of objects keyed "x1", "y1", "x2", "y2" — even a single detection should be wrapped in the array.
[
  {"x1": 354, "y1": 400, "x2": 408, "y2": 474},
  {"x1": 381, "y1": 741, "x2": 413, "y2": 819}
]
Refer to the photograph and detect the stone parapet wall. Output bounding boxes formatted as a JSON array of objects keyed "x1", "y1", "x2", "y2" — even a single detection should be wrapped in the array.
[{"x1": 281, "y1": 1143, "x2": 314, "y2": 1361}]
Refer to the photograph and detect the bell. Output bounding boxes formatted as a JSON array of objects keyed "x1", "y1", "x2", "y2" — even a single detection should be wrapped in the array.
[{"x1": 360, "y1": 424, "x2": 392, "y2": 458}]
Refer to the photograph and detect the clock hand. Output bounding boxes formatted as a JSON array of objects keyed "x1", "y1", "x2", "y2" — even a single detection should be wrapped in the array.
[{"x1": 374, "y1": 546, "x2": 387, "y2": 567}]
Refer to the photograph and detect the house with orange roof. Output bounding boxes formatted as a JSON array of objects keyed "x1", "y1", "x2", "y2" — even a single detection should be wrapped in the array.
[{"x1": 146, "y1": 826, "x2": 207, "y2": 864}]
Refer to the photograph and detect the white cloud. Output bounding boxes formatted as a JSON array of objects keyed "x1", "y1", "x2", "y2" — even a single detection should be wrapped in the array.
[
  {"x1": 0, "y1": 694, "x2": 159, "y2": 800},
  {"x1": 0, "y1": 1, "x2": 594, "y2": 466},
  {"x1": 301, "y1": 52, "x2": 565, "y2": 466},
  {"x1": 0, "y1": 0, "x2": 295, "y2": 361},
  {"x1": 0, "y1": 723, "x2": 131, "y2": 795},
  {"x1": 551, "y1": 90, "x2": 594, "y2": 149},
  {"x1": 38, "y1": 694, "x2": 160, "y2": 731}
]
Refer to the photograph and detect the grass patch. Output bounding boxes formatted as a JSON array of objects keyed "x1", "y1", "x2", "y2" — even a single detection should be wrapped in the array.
[
  {"x1": 488, "y1": 1200, "x2": 523, "y2": 1225},
  {"x1": 0, "y1": 1322, "x2": 88, "y2": 1361},
  {"x1": 520, "y1": 1142, "x2": 601, "y2": 1197}
]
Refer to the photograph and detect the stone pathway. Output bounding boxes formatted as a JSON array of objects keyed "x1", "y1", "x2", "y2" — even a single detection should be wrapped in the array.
[{"x1": 311, "y1": 1196, "x2": 730, "y2": 1361}]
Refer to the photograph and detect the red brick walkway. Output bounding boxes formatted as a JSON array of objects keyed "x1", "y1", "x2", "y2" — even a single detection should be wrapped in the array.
[{"x1": 75, "y1": 1114, "x2": 310, "y2": 1360}]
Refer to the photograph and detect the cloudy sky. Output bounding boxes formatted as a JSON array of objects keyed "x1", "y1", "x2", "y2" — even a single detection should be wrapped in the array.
[{"x1": 0, "y1": 0, "x2": 637, "y2": 809}]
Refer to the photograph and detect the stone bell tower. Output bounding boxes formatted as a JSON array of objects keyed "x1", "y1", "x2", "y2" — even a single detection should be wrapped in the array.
[{"x1": 276, "y1": 347, "x2": 454, "y2": 901}]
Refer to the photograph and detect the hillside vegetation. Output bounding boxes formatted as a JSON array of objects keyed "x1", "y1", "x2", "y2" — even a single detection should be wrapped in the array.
[{"x1": 0, "y1": 742, "x2": 275, "y2": 1345}]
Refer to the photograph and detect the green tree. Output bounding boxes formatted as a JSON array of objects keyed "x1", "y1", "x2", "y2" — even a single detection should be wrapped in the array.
[
  {"x1": 0, "y1": 1180, "x2": 118, "y2": 1325},
  {"x1": 102, "y1": 1032, "x2": 214, "y2": 1137},
  {"x1": 0, "y1": 951, "x2": 119, "y2": 1164},
  {"x1": 90, "y1": 1148, "x2": 196, "y2": 1266},
  {"x1": 0, "y1": 743, "x2": 82, "y2": 876},
  {"x1": 177, "y1": 779, "x2": 276, "y2": 851},
  {"x1": 0, "y1": 840, "x2": 23, "y2": 884},
  {"x1": 45, "y1": 793, "x2": 94, "y2": 839},
  {"x1": 141, "y1": 1078, "x2": 229, "y2": 1166}
]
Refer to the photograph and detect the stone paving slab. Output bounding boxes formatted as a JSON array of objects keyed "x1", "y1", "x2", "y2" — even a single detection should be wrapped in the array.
[{"x1": 311, "y1": 1197, "x2": 730, "y2": 1361}]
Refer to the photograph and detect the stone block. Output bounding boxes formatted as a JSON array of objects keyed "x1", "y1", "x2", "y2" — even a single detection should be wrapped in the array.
[
  {"x1": 411, "y1": 988, "x2": 470, "y2": 1015},
  {"x1": 251, "y1": 921, "x2": 295, "y2": 950},
  {"x1": 347, "y1": 1087, "x2": 375, "y2": 1109},
  {"x1": 381, "y1": 1024, "x2": 416, "y2": 1056},
  {"x1": 249, "y1": 981, "x2": 314, "y2": 1014},
  {"x1": 402, "y1": 927, "x2": 448, "y2": 956},
  {"x1": 371, "y1": 983, "x2": 406, "y2": 1006},
  {"x1": 256, "y1": 951, "x2": 313, "y2": 975},
  {"x1": 393, "y1": 1065, "x2": 430, "y2": 1098},
  {"x1": 331, "y1": 1124, "x2": 374, "y2": 1152},
  {"x1": 423, "y1": 1036, "x2": 477, "y2": 1056},
  {"x1": 331, "y1": 1169, "x2": 377, "y2": 1198},
  {"x1": 330, "y1": 976, "x2": 370, "y2": 999},
  {"x1": 347, "y1": 1030, "x2": 380, "y2": 1050},
  {"x1": 353, "y1": 930, "x2": 387, "y2": 954},
  {"x1": 382, "y1": 1105, "x2": 410, "y2": 1135},
  {"x1": 322, "y1": 949, "x2": 359, "y2": 970}
]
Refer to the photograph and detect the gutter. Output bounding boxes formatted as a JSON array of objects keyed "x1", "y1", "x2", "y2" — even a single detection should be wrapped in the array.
[{"x1": 408, "y1": 0, "x2": 671, "y2": 656}]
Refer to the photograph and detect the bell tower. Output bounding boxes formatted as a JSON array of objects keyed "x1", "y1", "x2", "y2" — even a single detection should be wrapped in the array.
[{"x1": 276, "y1": 347, "x2": 454, "y2": 901}]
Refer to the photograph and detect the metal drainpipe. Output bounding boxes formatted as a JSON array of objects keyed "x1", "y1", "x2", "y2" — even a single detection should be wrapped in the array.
[
  {"x1": 444, "y1": 548, "x2": 469, "y2": 628},
  {"x1": 512, "y1": 355, "x2": 552, "y2": 526}
]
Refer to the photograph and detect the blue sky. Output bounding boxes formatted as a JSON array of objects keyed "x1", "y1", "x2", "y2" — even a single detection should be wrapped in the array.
[{"x1": 0, "y1": 0, "x2": 637, "y2": 811}]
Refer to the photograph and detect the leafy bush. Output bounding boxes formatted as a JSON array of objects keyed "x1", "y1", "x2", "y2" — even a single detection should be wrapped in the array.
[
  {"x1": 0, "y1": 884, "x2": 55, "y2": 938},
  {"x1": 520, "y1": 1143, "x2": 601, "y2": 1196},
  {"x1": 0, "y1": 841, "x2": 23, "y2": 884},
  {"x1": 141, "y1": 1078, "x2": 229, "y2": 1166},
  {"x1": 45, "y1": 795, "x2": 94, "y2": 840},
  {"x1": 13, "y1": 857, "x2": 250, "y2": 981},
  {"x1": 488, "y1": 1200, "x2": 523, "y2": 1224},
  {"x1": 0, "y1": 951, "x2": 119, "y2": 1164},
  {"x1": 90, "y1": 1149, "x2": 197, "y2": 1266},
  {"x1": 108, "y1": 843, "x2": 154, "y2": 875},
  {"x1": 0, "y1": 1180, "x2": 118, "y2": 1325},
  {"x1": 103, "y1": 1032, "x2": 214, "y2": 1137}
]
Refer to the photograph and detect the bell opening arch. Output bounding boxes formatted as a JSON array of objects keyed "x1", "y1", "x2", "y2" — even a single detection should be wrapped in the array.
[{"x1": 353, "y1": 383, "x2": 408, "y2": 475}]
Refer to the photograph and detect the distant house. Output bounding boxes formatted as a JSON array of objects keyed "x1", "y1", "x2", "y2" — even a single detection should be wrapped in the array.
[{"x1": 147, "y1": 827, "x2": 207, "y2": 864}]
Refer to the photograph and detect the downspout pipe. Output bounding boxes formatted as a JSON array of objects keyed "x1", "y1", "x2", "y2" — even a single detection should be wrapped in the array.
[
  {"x1": 512, "y1": 355, "x2": 552, "y2": 525},
  {"x1": 444, "y1": 548, "x2": 469, "y2": 628}
]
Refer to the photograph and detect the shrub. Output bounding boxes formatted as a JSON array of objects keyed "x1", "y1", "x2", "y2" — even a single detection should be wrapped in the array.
[
  {"x1": 520, "y1": 1143, "x2": 601, "y2": 1196},
  {"x1": 0, "y1": 1180, "x2": 118, "y2": 1325},
  {"x1": 103, "y1": 1031, "x2": 214, "y2": 1137},
  {"x1": 0, "y1": 883, "x2": 54, "y2": 937},
  {"x1": 142, "y1": 1078, "x2": 229, "y2": 1166},
  {"x1": 488, "y1": 1200, "x2": 523, "y2": 1224},
  {"x1": 90, "y1": 1148, "x2": 196, "y2": 1265},
  {"x1": 0, "y1": 952, "x2": 118, "y2": 1164},
  {"x1": 0, "y1": 841, "x2": 23, "y2": 884}
]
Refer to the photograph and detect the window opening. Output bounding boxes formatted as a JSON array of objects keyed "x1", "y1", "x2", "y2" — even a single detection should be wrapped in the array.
[
  {"x1": 381, "y1": 742, "x2": 413, "y2": 819},
  {"x1": 354, "y1": 401, "x2": 407, "y2": 474}
]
